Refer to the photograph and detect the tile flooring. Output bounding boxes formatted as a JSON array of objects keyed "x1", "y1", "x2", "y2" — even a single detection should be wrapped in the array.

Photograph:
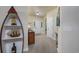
[{"x1": 27, "y1": 34, "x2": 57, "y2": 53}]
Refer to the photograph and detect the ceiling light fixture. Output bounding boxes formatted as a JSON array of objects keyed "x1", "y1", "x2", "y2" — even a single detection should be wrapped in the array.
[
  {"x1": 36, "y1": 12, "x2": 40, "y2": 16},
  {"x1": 36, "y1": 10, "x2": 40, "y2": 16}
]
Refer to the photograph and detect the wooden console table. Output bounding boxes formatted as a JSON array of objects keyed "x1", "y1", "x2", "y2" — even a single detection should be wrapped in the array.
[{"x1": 28, "y1": 31, "x2": 35, "y2": 45}]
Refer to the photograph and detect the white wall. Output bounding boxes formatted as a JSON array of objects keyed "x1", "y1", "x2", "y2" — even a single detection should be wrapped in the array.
[
  {"x1": 58, "y1": 7, "x2": 79, "y2": 53},
  {"x1": 28, "y1": 16, "x2": 35, "y2": 31},
  {"x1": 46, "y1": 8, "x2": 58, "y2": 40},
  {"x1": 41, "y1": 17, "x2": 46, "y2": 34},
  {"x1": 34, "y1": 16, "x2": 43, "y2": 34},
  {"x1": 47, "y1": 16, "x2": 53, "y2": 38},
  {"x1": 28, "y1": 15, "x2": 45, "y2": 34},
  {"x1": 35, "y1": 16, "x2": 41, "y2": 34},
  {"x1": 0, "y1": 6, "x2": 28, "y2": 52}
]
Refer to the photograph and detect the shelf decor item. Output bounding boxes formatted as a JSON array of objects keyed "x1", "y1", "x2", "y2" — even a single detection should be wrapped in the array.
[
  {"x1": 7, "y1": 29, "x2": 20, "y2": 37},
  {"x1": 11, "y1": 16, "x2": 17, "y2": 25},
  {"x1": 11, "y1": 42, "x2": 16, "y2": 53},
  {"x1": 0, "y1": 6, "x2": 24, "y2": 53}
]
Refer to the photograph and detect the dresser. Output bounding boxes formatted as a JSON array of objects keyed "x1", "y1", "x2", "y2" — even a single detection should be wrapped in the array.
[{"x1": 28, "y1": 31, "x2": 35, "y2": 45}]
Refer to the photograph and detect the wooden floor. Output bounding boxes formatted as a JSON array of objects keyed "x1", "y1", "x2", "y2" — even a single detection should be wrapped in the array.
[{"x1": 27, "y1": 34, "x2": 57, "y2": 53}]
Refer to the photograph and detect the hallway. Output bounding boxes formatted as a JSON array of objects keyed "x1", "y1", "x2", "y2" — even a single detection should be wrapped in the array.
[{"x1": 27, "y1": 34, "x2": 57, "y2": 53}]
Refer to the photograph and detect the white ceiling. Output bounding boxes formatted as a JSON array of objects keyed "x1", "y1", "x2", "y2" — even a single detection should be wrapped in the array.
[{"x1": 27, "y1": 6, "x2": 57, "y2": 17}]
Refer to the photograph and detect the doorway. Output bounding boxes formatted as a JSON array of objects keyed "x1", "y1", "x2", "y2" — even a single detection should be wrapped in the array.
[{"x1": 27, "y1": 6, "x2": 59, "y2": 53}]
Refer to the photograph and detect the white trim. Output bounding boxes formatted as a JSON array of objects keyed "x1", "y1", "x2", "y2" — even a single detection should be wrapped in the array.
[
  {"x1": 23, "y1": 47, "x2": 28, "y2": 52},
  {"x1": 57, "y1": 47, "x2": 63, "y2": 53}
]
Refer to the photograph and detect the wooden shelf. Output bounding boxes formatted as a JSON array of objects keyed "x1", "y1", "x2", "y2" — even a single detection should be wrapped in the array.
[
  {"x1": 3, "y1": 26, "x2": 22, "y2": 30},
  {"x1": 2, "y1": 34, "x2": 23, "y2": 40},
  {"x1": 2, "y1": 37, "x2": 23, "y2": 42}
]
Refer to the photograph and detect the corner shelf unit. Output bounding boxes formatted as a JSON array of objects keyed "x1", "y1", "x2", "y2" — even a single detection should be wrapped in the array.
[{"x1": 0, "y1": 7, "x2": 24, "y2": 53}]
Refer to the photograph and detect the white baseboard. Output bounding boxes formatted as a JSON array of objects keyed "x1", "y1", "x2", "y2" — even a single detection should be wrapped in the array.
[
  {"x1": 23, "y1": 47, "x2": 28, "y2": 52},
  {"x1": 47, "y1": 36, "x2": 55, "y2": 40},
  {"x1": 57, "y1": 47, "x2": 63, "y2": 53}
]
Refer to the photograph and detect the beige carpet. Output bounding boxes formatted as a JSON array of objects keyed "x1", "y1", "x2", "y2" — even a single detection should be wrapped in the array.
[{"x1": 27, "y1": 34, "x2": 57, "y2": 53}]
